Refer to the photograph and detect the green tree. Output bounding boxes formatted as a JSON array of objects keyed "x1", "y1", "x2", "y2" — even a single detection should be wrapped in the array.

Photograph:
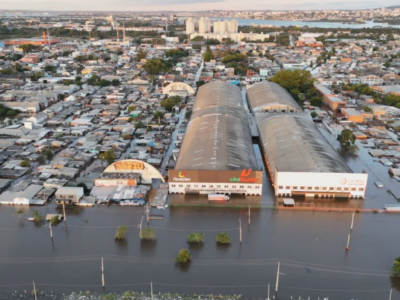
[
  {"x1": 20, "y1": 159, "x2": 31, "y2": 168},
  {"x1": 20, "y1": 44, "x2": 39, "y2": 54},
  {"x1": 392, "y1": 257, "x2": 400, "y2": 276},
  {"x1": 50, "y1": 215, "x2": 61, "y2": 226},
  {"x1": 135, "y1": 48, "x2": 147, "y2": 62},
  {"x1": 271, "y1": 70, "x2": 315, "y2": 93},
  {"x1": 216, "y1": 232, "x2": 231, "y2": 244},
  {"x1": 363, "y1": 106, "x2": 372, "y2": 112},
  {"x1": 112, "y1": 79, "x2": 120, "y2": 86},
  {"x1": 310, "y1": 111, "x2": 318, "y2": 118},
  {"x1": 16, "y1": 209, "x2": 23, "y2": 221},
  {"x1": 187, "y1": 232, "x2": 205, "y2": 243},
  {"x1": 77, "y1": 182, "x2": 89, "y2": 194},
  {"x1": 36, "y1": 155, "x2": 46, "y2": 165},
  {"x1": 161, "y1": 96, "x2": 181, "y2": 111},
  {"x1": 185, "y1": 110, "x2": 192, "y2": 120},
  {"x1": 135, "y1": 121, "x2": 145, "y2": 129},
  {"x1": 45, "y1": 148, "x2": 53, "y2": 161},
  {"x1": 32, "y1": 210, "x2": 43, "y2": 223},
  {"x1": 203, "y1": 46, "x2": 213, "y2": 62},
  {"x1": 154, "y1": 111, "x2": 164, "y2": 119},
  {"x1": 139, "y1": 228, "x2": 156, "y2": 240},
  {"x1": 44, "y1": 65, "x2": 56, "y2": 73},
  {"x1": 142, "y1": 59, "x2": 166, "y2": 75},
  {"x1": 196, "y1": 80, "x2": 205, "y2": 88},
  {"x1": 115, "y1": 226, "x2": 128, "y2": 240},
  {"x1": 337, "y1": 129, "x2": 356, "y2": 147},
  {"x1": 99, "y1": 149, "x2": 115, "y2": 165},
  {"x1": 128, "y1": 105, "x2": 137, "y2": 112},
  {"x1": 175, "y1": 249, "x2": 192, "y2": 264}
]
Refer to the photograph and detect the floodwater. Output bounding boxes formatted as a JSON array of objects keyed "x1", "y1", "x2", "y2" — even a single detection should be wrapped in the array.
[
  {"x1": 210, "y1": 18, "x2": 400, "y2": 29},
  {"x1": 1, "y1": 202, "x2": 400, "y2": 299}
]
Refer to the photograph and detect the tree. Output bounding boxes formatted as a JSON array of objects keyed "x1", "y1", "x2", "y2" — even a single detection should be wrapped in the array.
[
  {"x1": 161, "y1": 96, "x2": 181, "y2": 111},
  {"x1": 139, "y1": 228, "x2": 156, "y2": 240},
  {"x1": 20, "y1": 44, "x2": 39, "y2": 54},
  {"x1": 337, "y1": 129, "x2": 356, "y2": 147},
  {"x1": 175, "y1": 249, "x2": 191, "y2": 264},
  {"x1": 135, "y1": 48, "x2": 147, "y2": 62},
  {"x1": 44, "y1": 65, "x2": 56, "y2": 73},
  {"x1": 112, "y1": 79, "x2": 120, "y2": 86},
  {"x1": 36, "y1": 155, "x2": 46, "y2": 165},
  {"x1": 271, "y1": 70, "x2": 315, "y2": 93},
  {"x1": 20, "y1": 159, "x2": 31, "y2": 168},
  {"x1": 135, "y1": 121, "x2": 145, "y2": 129},
  {"x1": 45, "y1": 148, "x2": 53, "y2": 161},
  {"x1": 185, "y1": 110, "x2": 192, "y2": 120},
  {"x1": 196, "y1": 80, "x2": 205, "y2": 88},
  {"x1": 392, "y1": 257, "x2": 400, "y2": 276},
  {"x1": 310, "y1": 111, "x2": 318, "y2": 118},
  {"x1": 77, "y1": 182, "x2": 89, "y2": 194},
  {"x1": 99, "y1": 149, "x2": 115, "y2": 165},
  {"x1": 187, "y1": 232, "x2": 205, "y2": 243},
  {"x1": 115, "y1": 226, "x2": 128, "y2": 240},
  {"x1": 16, "y1": 209, "x2": 23, "y2": 221},
  {"x1": 32, "y1": 210, "x2": 43, "y2": 223},
  {"x1": 128, "y1": 105, "x2": 137, "y2": 112},
  {"x1": 50, "y1": 215, "x2": 61, "y2": 226},
  {"x1": 216, "y1": 232, "x2": 231, "y2": 244},
  {"x1": 154, "y1": 111, "x2": 164, "y2": 119},
  {"x1": 363, "y1": 106, "x2": 372, "y2": 112},
  {"x1": 142, "y1": 59, "x2": 166, "y2": 75},
  {"x1": 203, "y1": 46, "x2": 213, "y2": 62}
]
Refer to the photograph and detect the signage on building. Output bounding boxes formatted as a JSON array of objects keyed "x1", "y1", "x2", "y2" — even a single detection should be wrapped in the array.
[
  {"x1": 340, "y1": 178, "x2": 365, "y2": 186},
  {"x1": 172, "y1": 171, "x2": 191, "y2": 182},
  {"x1": 113, "y1": 161, "x2": 144, "y2": 171},
  {"x1": 229, "y1": 169, "x2": 258, "y2": 183}
]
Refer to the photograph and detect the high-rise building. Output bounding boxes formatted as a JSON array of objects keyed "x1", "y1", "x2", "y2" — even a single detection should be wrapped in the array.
[
  {"x1": 213, "y1": 19, "x2": 238, "y2": 34},
  {"x1": 186, "y1": 18, "x2": 195, "y2": 34},
  {"x1": 199, "y1": 17, "x2": 211, "y2": 34}
]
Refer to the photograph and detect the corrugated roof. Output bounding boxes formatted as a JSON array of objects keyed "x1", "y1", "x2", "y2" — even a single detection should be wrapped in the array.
[
  {"x1": 247, "y1": 82, "x2": 301, "y2": 112},
  {"x1": 257, "y1": 113, "x2": 352, "y2": 173},
  {"x1": 175, "y1": 81, "x2": 257, "y2": 171}
]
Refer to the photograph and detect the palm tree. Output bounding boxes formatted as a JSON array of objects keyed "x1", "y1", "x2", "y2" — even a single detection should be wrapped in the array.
[{"x1": 16, "y1": 209, "x2": 23, "y2": 221}]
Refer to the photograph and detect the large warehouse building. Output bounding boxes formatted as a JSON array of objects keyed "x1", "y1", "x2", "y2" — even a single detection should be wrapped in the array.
[
  {"x1": 247, "y1": 82, "x2": 368, "y2": 199},
  {"x1": 169, "y1": 82, "x2": 263, "y2": 196}
]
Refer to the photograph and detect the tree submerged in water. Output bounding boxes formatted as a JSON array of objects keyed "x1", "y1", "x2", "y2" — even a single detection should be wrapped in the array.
[
  {"x1": 392, "y1": 257, "x2": 400, "y2": 276},
  {"x1": 115, "y1": 226, "x2": 128, "y2": 240}
]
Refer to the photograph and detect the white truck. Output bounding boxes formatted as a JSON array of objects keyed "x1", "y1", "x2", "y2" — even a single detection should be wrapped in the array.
[{"x1": 208, "y1": 194, "x2": 230, "y2": 201}]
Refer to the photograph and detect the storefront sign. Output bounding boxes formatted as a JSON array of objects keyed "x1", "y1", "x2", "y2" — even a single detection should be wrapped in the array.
[
  {"x1": 114, "y1": 161, "x2": 144, "y2": 171},
  {"x1": 173, "y1": 171, "x2": 191, "y2": 182},
  {"x1": 230, "y1": 169, "x2": 258, "y2": 183}
]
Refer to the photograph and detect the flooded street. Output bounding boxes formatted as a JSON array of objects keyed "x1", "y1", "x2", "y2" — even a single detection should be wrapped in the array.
[{"x1": 0, "y1": 203, "x2": 400, "y2": 300}]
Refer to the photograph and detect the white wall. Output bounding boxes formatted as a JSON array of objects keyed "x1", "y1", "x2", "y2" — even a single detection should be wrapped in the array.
[
  {"x1": 169, "y1": 182, "x2": 262, "y2": 196},
  {"x1": 275, "y1": 172, "x2": 368, "y2": 198}
]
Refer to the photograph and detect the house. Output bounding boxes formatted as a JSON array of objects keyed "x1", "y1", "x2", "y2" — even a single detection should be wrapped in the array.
[{"x1": 55, "y1": 187, "x2": 84, "y2": 205}]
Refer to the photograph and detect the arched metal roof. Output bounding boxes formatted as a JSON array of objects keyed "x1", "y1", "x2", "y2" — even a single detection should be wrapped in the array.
[
  {"x1": 176, "y1": 82, "x2": 258, "y2": 171},
  {"x1": 257, "y1": 114, "x2": 352, "y2": 173},
  {"x1": 163, "y1": 82, "x2": 195, "y2": 96},
  {"x1": 247, "y1": 82, "x2": 302, "y2": 112}
]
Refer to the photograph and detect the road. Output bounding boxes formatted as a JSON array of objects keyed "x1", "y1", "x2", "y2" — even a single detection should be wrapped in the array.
[{"x1": 194, "y1": 60, "x2": 204, "y2": 83}]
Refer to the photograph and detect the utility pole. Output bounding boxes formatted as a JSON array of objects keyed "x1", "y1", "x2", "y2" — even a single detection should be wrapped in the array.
[
  {"x1": 140, "y1": 215, "x2": 143, "y2": 231},
  {"x1": 63, "y1": 201, "x2": 67, "y2": 223},
  {"x1": 33, "y1": 281, "x2": 37, "y2": 300},
  {"x1": 151, "y1": 281, "x2": 154, "y2": 300},
  {"x1": 267, "y1": 283, "x2": 270, "y2": 300},
  {"x1": 146, "y1": 203, "x2": 150, "y2": 226},
  {"x1": 350, "y1": 211, "x2": 355, "y2": 231},
  {"x1": 389, "y1": 288, "x2": 392, "y2": 300},
  {"x1": 49, "y1": 222, "x2": 53, "y2": 239},
  {"x1": 346, "y1": 233, "x2": 351, "y2": 251},
  {"x1": 275, "y1": 261, "x2": 280, "y2": 300},
  {"x1": 239, "y1": 218, "x2": 242, "y2": 243},
  {"x1": 101, "y1": 257, "x2": 105, "y2": 288},
  {"x1": 248, "y1": 206, "x2": 251, "y2": 225}
]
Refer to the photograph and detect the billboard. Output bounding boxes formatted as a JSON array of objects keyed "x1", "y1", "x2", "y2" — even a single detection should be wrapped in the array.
[
  {"x1": 168, "y1": 169, "x2": 263, "y2": 184},
  {"x1": 95, "y1": 179, "x2": 137, "y2": 187}
]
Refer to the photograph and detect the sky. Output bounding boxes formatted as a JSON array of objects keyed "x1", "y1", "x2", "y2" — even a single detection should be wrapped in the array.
[{"x1": 0, "y1": 0, "x2": 399, "y2": 11}]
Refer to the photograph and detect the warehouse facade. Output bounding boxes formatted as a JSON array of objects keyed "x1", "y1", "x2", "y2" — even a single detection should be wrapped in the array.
[
  {"x1": 169, "y1": 82, "x2": 262, "y2": 195},
  {"x1": 247, "y1": 82, "x2": 368, "y2": 199}
]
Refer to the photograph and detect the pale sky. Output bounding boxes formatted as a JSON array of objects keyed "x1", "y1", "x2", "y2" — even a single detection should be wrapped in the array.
[{"x1": 0, "y1": 0, "x2": 398, "y2": 11}]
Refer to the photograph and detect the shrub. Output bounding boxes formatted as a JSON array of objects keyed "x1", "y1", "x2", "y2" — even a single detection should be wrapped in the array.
[
  {"x1": 393, "y1": 257, "x2": 400, "y2": 276},
  {"x1": 175, "y1": 249, "x2": 191, "y2": 264},
  {"x1": 115, "y1": 226, "x2": 128, "y2": 240},
  {"x1": 50, "y1": 215, "x2": 60, "y2": 226},
  {"x1": 187, "y1": 232, "x2": 205, "y2": 243},
  {"x1": 373, "y1": 209, "x2": 378, "y2": 214},
  {"x1": 139, "y1": 228, "x2": 156, "y2": 240},
  {"x1": 216, "y1": 232, "x2": 231, "y2": 244},
  {"x1": 355, "y1": 210, "x2": 360, "y2": 213}
]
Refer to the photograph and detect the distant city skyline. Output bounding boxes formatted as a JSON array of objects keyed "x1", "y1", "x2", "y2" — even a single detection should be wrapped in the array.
[{"x1": 0, "y1": 0, "x2": 399, "y2": 11}]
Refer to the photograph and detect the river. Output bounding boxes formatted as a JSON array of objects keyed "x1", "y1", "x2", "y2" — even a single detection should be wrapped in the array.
[{"x1": 210, "y1": 18, "x2": 400, "y2": 29}]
